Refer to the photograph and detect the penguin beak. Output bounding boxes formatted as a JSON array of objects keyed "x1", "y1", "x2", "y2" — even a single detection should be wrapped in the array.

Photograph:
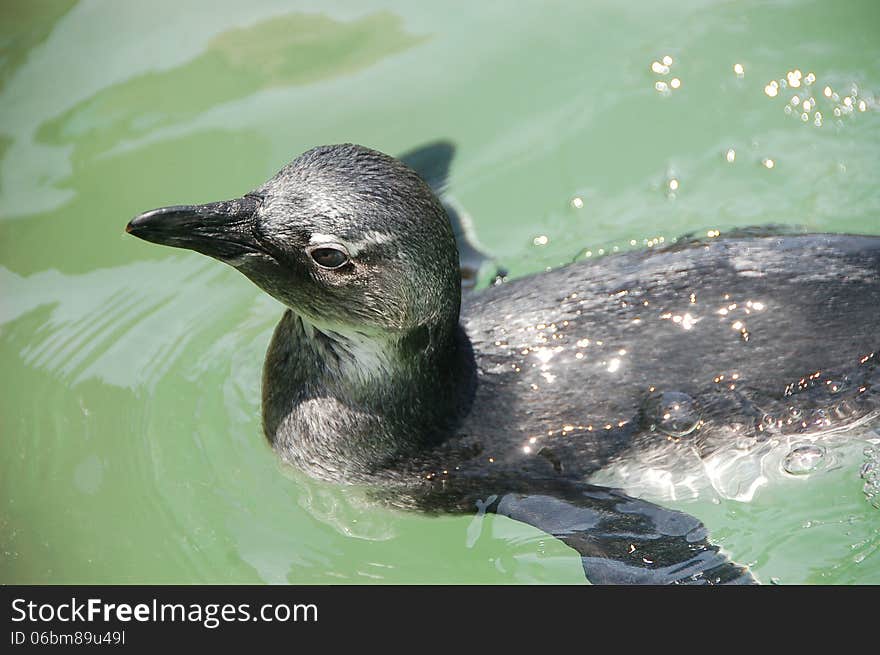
[{"x1": 125, "y1": 196, "x2": 263, "y2": 260}]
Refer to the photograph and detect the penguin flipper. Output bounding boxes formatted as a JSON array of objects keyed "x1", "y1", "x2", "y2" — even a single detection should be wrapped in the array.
[
  {"x1": 493, "y1": 485, "x2": 755, "y2": 584},
  {"x1": 398, "y1": 140, "x2": 455, "y2": 193},
  {"x1": 398, "y1": 140, "x2": 503, "y2": 291}
]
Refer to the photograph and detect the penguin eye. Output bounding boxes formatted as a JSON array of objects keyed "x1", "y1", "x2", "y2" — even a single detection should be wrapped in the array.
[{"x1": 308, "y1": 245, "x2": 350, "y2": 270}]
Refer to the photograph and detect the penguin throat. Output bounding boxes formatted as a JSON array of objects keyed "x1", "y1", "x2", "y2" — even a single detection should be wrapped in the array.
[{"x1": 294, "y1": 312, "x2": 401, "y2": 388}]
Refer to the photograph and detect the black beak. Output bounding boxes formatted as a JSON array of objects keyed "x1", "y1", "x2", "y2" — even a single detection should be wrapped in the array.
[{"x1": 125, "y1": 196, "x2": 262, "y2": 260}]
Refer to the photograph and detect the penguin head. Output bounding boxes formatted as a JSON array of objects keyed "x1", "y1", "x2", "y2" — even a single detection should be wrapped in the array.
[{"x1": 127, "y1": 144, "x2": 462, "y2": 336}]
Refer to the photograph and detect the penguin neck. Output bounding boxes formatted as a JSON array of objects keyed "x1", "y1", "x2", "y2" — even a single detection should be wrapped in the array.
[
  {"x1": 294, "y1": 313, "x2": 404, "y2": 389},
  {"x1": 262, "y1": 308, "x2": 470, "y2": 482}
]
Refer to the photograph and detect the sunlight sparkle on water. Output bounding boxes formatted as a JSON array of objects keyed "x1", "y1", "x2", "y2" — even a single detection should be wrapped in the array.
[
  {"x1": 650, "y1": 55, "x2": 680, "y2": 95},
  {"x1": 767, "y1": 69, "x2": 872, "y2": 127},
  {"x1": 651, "y1": 61, "x2": 669, "y2": 75},
  {"x1": 534, "y1": 348, "x2": 554, "y2": 364}
]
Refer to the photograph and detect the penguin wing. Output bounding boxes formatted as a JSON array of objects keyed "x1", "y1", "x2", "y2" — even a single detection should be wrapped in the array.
[
  {"x1": 491, "y1": 484, "x2": 755, "y2": 584},
  {"x1": 398, "y1": 140, "x2": 455, "y2": 193},
  {"x1": 398, "y1": 140, "x2": 503, "y2": 290}
]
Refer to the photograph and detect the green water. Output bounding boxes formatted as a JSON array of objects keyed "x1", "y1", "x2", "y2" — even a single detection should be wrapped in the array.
[{"x1": 2, "y1": 0, "x2": 879, "y2": 584}]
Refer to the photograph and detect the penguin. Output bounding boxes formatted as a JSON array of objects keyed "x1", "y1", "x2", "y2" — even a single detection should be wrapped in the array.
[{"x1": 126, "y1": 143, "x2": 880, "y2": 584}]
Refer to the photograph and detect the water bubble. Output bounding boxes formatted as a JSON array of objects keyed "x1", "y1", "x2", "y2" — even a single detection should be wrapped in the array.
[
  {"x1": 662, "y1": 55, "x2": 673, "y2": 66},
  {"x1": 655, "y1": 81, "x2": 670, "y2": 95},
  {"x1": 783, "y1": 444, "x2": 826, "y2": 475},
  {"x1": 670, "y1": 77, "x2": 681, "y2": 90},
  {"x1": 733, "y1": 63, "x2": 745, "y2": 77},
  {"x1": 642, "y1": 391, "x2": 702, "y2": 437},
  {"x1": 725, "y1": 148, "x2": 736, "y2": 163},
  {"x1": 735, "y1": 437, "x2": 752, "y2": 450},
  {"x1": 804, "y1": 72, "x2": 816, "y2": 85},
  {"x1": 764, "y1": 83, "x2": 779, "y2": 98}
]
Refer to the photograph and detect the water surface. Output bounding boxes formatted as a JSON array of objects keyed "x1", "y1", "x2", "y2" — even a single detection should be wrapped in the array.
[{"x1": 2, "y1": 0, "x2": 879, "y2": 583}]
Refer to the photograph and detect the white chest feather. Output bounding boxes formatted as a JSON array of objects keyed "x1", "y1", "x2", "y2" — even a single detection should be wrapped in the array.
[{"x1": 299, "y1": 315, "x2": 399, "y2": 385}]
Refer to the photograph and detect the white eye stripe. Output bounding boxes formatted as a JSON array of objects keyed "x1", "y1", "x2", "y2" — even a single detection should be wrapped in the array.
[
  {"x1": 308, "y1": 231, "x2": 396, "y2": 257},
  {"x1": 348, "y1": 231, "x2": 397, "y2": 256},
  {"x1": 309, "y1": 233, "x2": 341, "y2": 246}
]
